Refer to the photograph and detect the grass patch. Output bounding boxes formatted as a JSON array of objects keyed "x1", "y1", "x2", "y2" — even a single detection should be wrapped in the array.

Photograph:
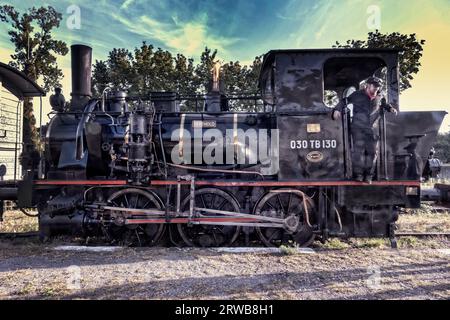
[
  {"x1": 41, "y1": 287, "x2": 60, "y2": 297},
  {"x1": 397, "y1": 211, "x2": 450, "y2": 233},
  {"x1": 279, "y1": 244, "x2": 300, "y2": 255},
  {"x1": 320, "y1": 238, "x2": 390, "y2": 249},
  {"x1": 320, "y1": 238, "x2": 350, "y2": 250},
  {"x1": 352, "y1": 238, "x2": 388, "y2": 248},
  {"x1": 17, "y1": 283, "x2": 34, "y2": 296},
  {"x1": 397, "y1": 236, "x2": 419, "y2": 248}
]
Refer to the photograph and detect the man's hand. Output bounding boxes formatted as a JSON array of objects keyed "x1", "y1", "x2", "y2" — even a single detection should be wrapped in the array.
[
  {"x1": 382, "y1": 98, "x2": 398, "y2": 116},
  {"x1": 332, "y1": 109, "x2": 341, "y2": 120},
  {"x1": 389, "y1": 106, "x2": 398, "y2": 115}
]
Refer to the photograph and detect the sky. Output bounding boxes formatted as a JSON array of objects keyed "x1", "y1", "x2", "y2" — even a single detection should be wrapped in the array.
[{"x1": 0, "y1": 0, "x2": 449, "y2": 132}]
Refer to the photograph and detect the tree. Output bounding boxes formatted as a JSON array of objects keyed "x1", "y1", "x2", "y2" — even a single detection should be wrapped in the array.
[
  {"x1": 245, "y1": 55, "x2": 263, "y2": 93},
  {"x1": 0, "y1": 5, "x2": 68, "y2": 169},
  {"x1": 92, "y1": 60, "x2": 110, "y2": 97},
  {"x1": 107, "y1": 48, "x2": 135, "y2": 90},
  {"x1": 90, "y1": 44, "x2": 264, "y2": 111},
  {"x1": 333, "y1": 30, "x2": 425, "y2": 92},
  {"x1": 132, "y1": 42, "x2": 155, "y2": 94},
  {"x1": 222, "y1": 61, "x2": 246, "y2": 93},
  {"x1": 194, "y1": 47, "x2": 218, "y2": 93},
  {"x1": 150, "y1": 48, "x2": 175, "y2": 92},
  {"x1": 172, "y1": 53, "x2": 196, "y2": 95},
  {"x1": 434, "y1": 133, "x2": 450, "y2": 163}
]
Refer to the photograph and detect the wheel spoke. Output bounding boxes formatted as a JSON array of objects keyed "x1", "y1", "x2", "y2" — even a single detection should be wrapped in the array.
[
  {"x1": 265, "y1": 200, "x2": 276, "y2": 210},
  {"x1": 135, "y1": 229, "x2": 142, "y2": 246},
  {"x1": 287, "y1": 193, "x2": 292, "y2": 214},
  {"x1": 212, "y1": 230, "x2": 219, "y2": 246},
  {"x1": 133, "y1": 194, "x2": 139, "y2": 209},
  {"x1": 217, "y1": 198, "x2": 228, "y2": 211},
  {"x1": 267, "y1": 229, "x2": 279, "y2": 243},
  {"x1": 199, "y1": 194, "x2": 207, "y2": 208},
  {"x1": 142, "y1": 200, "x2": 151, "y2": 209},
  {"x1": 212, "y1": 194, "x2": 218, "y2": 208},
  {"x1": 215, "y1": 227, "x2": 227, "y2": 235},
  {"x1": 276, "y1": 194, "x2": 285, "y2": 214}
]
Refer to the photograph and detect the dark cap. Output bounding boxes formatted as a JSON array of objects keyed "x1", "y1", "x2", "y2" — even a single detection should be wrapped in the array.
[
  {"x1": 55, "y1": 87, "x2": 62, "y2": 93},
  {"x1": 366, "y1": 77, "x2": 382, "y2": 87}
]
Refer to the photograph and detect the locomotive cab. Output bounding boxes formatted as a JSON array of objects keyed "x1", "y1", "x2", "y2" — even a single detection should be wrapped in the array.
[{"x1": 259, "y1": 49, "x2": 446, "y2": 183}]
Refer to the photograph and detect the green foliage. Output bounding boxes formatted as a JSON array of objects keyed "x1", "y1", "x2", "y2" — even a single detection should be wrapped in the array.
[
  {"x1": 172, "y1": 53, "x2": 196, "y2": 95},
  {"x1": 333, "y1": 30, "x2": 425, "y2": 92},
  {"x1": 434, "y1": 132, "x2": 450, "y2": 163},
  {"x1": 397, "y1": 236, "x2": 419, "y2": 248},
  {"x1": 324, "y1": 90, "x2": 339, "y2": 107},
  {"x1": 0, "y1": 5, "x2": 68, "y2": 91},
  {"x1": 107, "y1": 48, "x2": 135, "y2": 90},
  {"x1": 222, "y1": 58, "x2": 262, "y2": 94},
  {"x1": 279, "y1": 244, "x2": 300, "y2": 255},
  {"x1": 353, "y1": 238, "x2": 387, "y2": 248},
  {"x1": 91, "y1": 60, "x2": 110, "y2": 97},
  {"x1": 321, "y1": 238, "x2": 350, "y2": 249},
  {"x1": 193, "y1": 47, "x2": 218, "y2": 93},
  {"x1": 0, "y1": 5, "x2": 68, "y2": 168},
  {"x1": 91, "y1": 43, "x2": 263, "y2": 100}
]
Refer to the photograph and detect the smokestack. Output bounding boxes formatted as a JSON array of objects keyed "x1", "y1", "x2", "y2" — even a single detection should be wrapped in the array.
[{"x1": 70, "y1": 44, "x2": 92, "y2": 110}]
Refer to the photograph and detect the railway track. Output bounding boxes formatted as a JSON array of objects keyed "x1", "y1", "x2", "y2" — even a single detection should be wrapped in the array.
[
  {"x1": 0, "y1": 231, "x2": 448, "y2": 243},
  {"x1": 395, "y1": 232, "x2": 450, "y2": 237}
]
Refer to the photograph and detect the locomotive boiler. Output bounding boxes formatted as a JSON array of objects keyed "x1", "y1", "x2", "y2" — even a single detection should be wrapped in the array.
[{"x1": 14, "y1": 45, "x2": 447, "y2": 248}]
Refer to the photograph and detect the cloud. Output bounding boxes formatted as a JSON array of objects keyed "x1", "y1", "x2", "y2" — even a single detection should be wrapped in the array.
[
  {"x1": 275, "y1": 0, "x2": 313, "y2": 21},
  {"x1": 314, "y1": 23, "x2": 327, "y2": 40},
  {"x1": 276, "y1": 13, "x2": 296, "y2": 21},
  {"x1": 290, "y1": 0, "x2": 370, "y2": 48},
  {"x1": 120, "y1": 0, "x2": 135, "y2": 10},
  {"x1": 110, "y1": 11, "x2": 241, "y2": 58}
]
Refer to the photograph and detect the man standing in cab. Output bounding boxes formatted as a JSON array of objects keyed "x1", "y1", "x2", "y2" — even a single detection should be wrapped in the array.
[{"x1": 332, "y1": 77, "x2": 398, "y2": 183}]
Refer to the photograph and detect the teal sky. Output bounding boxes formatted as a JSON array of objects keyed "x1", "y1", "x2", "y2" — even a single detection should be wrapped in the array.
[
  {"x1": 0, "y1": 0, "x2": 448, "y2": 64},
  {"x1": 1, "y1": 0, "x2": 449, "y2": 131}
]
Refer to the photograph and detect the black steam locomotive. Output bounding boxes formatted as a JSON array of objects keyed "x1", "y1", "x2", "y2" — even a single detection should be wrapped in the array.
[{"x1": 14, "y1": 45, "x2": 446, "y2": 247}]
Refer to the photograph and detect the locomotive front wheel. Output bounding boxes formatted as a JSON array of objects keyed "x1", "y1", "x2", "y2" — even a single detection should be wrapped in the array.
[
  {"x1": 107, "y1": 188, "x2": 165, "y2": 246},
  {"x1": 177, "y1": 188, "x2": 241, "y2": 247},
  {"x1": 254, "y1": 189, "x2": 315, "y2": 247}
]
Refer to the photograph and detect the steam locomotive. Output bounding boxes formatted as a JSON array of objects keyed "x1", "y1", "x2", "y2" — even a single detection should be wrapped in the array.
[{"x1": 14, "y1": 45, "x2": 447, "y2": 247}]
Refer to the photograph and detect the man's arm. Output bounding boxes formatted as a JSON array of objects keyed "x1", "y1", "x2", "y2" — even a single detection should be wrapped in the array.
[
  {"x1": 381, "y1": 97, "x2": 398, "y2": 115},
  {"x1": 331, "y1": 93, "x2": 354, "y2": 120}
]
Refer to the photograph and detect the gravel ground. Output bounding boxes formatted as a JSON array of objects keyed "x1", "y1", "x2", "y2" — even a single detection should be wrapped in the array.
[
  {"x1": 0, "y1": 209, "x2": 449, "y2": 300},
  {"x1": 0, "y1": 240, "x2": 449, "y2": 300},
  {"x1": 0, "y1": 210, "x2": 38, "y2": 233}
]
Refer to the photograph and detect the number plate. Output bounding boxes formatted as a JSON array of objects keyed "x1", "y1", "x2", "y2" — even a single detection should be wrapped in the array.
[
  {"x1": 192, "y1": 120, "x2": 216, "y2": 128},
  {"x1": 290, "y1": 139, "x2": 337, "y2": 149}
]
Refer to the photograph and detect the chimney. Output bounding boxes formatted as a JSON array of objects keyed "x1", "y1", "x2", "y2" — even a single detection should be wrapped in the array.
[{"x1": 70, "y1": 44, "x2": 92, "y2": 110}]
